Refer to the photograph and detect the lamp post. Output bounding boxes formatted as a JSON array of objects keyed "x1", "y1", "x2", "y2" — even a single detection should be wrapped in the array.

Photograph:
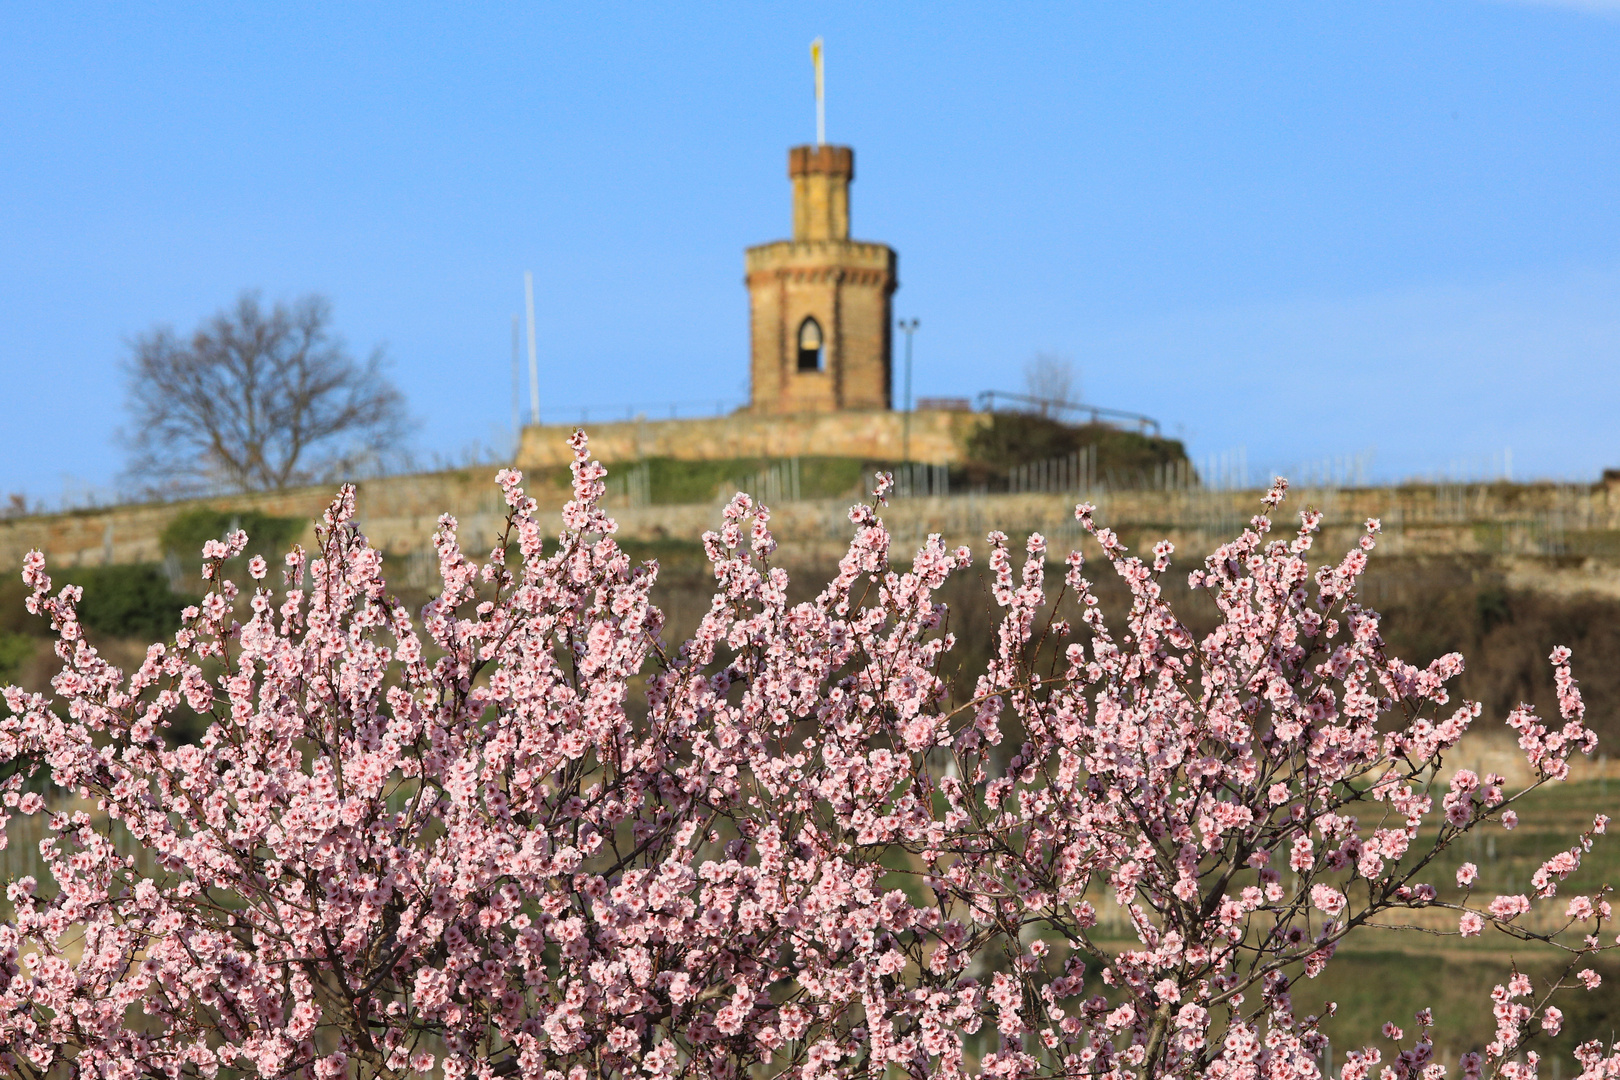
[{"x1": 898, "y1": 318, "x2": 919, "y2": 464}]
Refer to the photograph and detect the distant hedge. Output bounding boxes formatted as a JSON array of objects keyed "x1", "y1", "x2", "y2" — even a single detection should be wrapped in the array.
[
  {"x1": 0, "y1": 564, "x2": 185, "y2": 644},
  {"x1": 65, "y1": 564, "x2": 187, "y2": 639},
  {"x1": 161, "y1": 508, "x2": 306, "y2": 583},
  {"x1": 965, "y1": 412, "x2": 1188, "y2": 471},
  {"x1": 960, "y1": 413, "x2": 1191, "y2": 489},
  {"x1": 0, "y1": 632, "x2": 35, "y2": 685}
]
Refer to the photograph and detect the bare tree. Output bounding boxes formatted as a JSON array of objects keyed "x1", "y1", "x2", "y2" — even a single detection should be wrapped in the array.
[
  {"x1": 123, "y1": 292, "x2": 411, "y2": 495},
  {"x1": 1023, "y1": 352, "x2": 1079, "y2": 416}
]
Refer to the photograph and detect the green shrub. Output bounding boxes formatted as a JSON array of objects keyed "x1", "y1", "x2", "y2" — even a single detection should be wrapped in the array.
[
  {"x1": 0, "y1": 632, "x2": 36, "y2": 685},
  {"x1": 0, "y1": 579, "x2": 38, "y2": 638},
  {"x1": 160, "y1": 508, "x2": 306, "y2": 585},
  {"x1": 1, "y1": 565, "x2": 186, "y2": 643},
  {"x1": 60, "y1": 565, "x2": 186, "y2": 639},
  {"x1": 960, "y1": 413, "x2": 1191, "y2": 489},
  {"x1": 599, "y1": 457, "x2": 867, "y2": 505}
]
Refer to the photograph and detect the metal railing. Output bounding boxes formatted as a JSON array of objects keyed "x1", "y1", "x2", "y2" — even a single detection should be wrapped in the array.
[
  {"x1": 864, "y1": 463, "x2": 950, "y2": 499},
  {"x1": 732, "y1": 459, "x2": 804, "y2": 506},
  {"x1": 975, "y1": 391, "x2": 1162, "y2": 436},
  {"x1": 1007, "y1": 448, "x2": 1199, "y2": 494},
  {"x1": 532, "y1": 398, "x2": 746, "y2": 427}
]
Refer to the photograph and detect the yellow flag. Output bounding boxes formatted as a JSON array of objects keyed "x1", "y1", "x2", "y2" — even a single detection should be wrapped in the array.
[{"x1": 810, "y1": 37, "x2": 825, "y2": 145}]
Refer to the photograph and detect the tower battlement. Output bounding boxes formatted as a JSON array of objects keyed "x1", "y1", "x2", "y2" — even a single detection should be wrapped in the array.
[{"x1": 788, "y1": 144, "x2": 853, "y2": 241}]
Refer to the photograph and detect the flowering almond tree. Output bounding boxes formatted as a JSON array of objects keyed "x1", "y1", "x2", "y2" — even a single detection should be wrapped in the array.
[{"x1": 0, "y1": 432, "x2": 1615, "y2": 1080}]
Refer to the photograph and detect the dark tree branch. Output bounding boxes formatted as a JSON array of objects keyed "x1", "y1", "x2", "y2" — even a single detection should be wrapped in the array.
[{"x1": 121, "y1": 291, "x2": 413, "y2": 496}]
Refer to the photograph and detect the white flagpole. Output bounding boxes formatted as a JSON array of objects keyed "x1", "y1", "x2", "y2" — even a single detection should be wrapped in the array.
[
  {"x1": 811, "y1": 37, "x2": 825, "y2": 146},
  {"x1": 510, "y1": 313, "x2": 521, "y2": 436},
  {"x1": 524, "y1": 271, "x2": 540, "y2": 426}
]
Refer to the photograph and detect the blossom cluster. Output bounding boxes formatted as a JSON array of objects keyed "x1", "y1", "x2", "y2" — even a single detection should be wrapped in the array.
[{"x1": 0, "y1": 433, "x2": 1615, "y2": 1080}]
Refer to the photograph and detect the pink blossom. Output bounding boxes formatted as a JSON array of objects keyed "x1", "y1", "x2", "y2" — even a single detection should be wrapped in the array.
[
  {"x1": 1311, "y1": 883, "x2": 1348, "y2": 917},
  {"x1": 0, "y1": 445, "x2": 1612, "y2": 1080},
  {"x1": 1489, "y1": 895, "x2": 1532, "y2": 921}
]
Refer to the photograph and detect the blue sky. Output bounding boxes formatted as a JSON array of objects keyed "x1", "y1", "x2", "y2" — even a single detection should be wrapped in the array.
[{"x1": 2, "y1": 1, "x2": 1618, "y2": 502}]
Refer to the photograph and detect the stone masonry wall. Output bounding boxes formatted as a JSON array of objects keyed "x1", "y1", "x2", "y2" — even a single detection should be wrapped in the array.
[
  {"x1": 0, "y1": 469, "x2": 570, "y2": 572},
  {"x1": 6, "y1": 462, "x2": 1620, "y2": 599},
  {"x1": 745, "y1": 241, "x2": 896, "y2": 413},
  {"x1": 516, "y1": 409, "x2": 989, "y2": 469}
]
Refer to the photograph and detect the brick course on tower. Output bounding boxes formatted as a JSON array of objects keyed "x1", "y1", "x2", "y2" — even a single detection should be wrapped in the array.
[{"x1": 746, "y1": 145, "x2": 898, "y2": 414}]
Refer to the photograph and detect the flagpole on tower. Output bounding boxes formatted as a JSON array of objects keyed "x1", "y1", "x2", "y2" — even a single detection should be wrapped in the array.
[{"x1": 811, "y1": 37, "x2": 825, "y2": 146}]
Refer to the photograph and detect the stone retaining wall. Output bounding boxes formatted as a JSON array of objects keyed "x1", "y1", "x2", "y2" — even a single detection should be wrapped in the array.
[
  {"x1": 515, "y1": 409, "x2": 989, "y2": 468},
  {"x1": 5, "y1": 466, "x2": 1619, "y2": 587},
  {"x1": 0, "y1": 468, "x2": 564, "y2": 570}
]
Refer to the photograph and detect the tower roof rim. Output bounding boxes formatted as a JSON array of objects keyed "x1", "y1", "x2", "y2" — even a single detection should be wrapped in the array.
[{"x1": 788, "y1": 144, "x2": 854, "y2": 179}]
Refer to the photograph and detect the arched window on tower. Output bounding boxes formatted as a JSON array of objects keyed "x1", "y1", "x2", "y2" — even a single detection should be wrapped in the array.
[{"x1": 797, "y1": 317, "x2": 824, "y2": 372}]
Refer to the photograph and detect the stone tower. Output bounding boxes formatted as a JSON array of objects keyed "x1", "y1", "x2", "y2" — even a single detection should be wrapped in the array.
[{"x1": 746, "y1": 145, "x2": 897, "y2": 414}]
